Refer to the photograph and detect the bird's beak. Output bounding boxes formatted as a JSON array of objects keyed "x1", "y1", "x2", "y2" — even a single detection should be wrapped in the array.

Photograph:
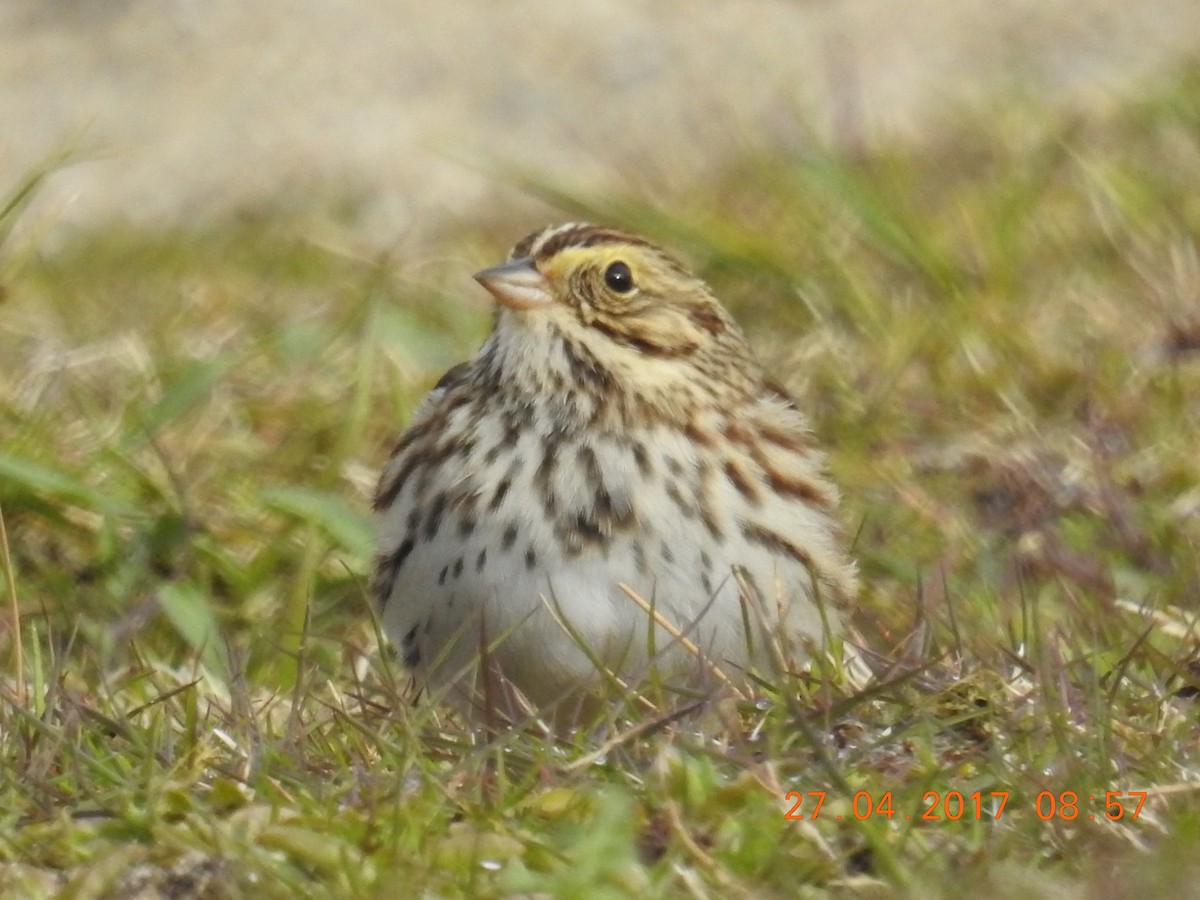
[{"x1": 473, "y1": 257, "x2": 555, "y2": 310}]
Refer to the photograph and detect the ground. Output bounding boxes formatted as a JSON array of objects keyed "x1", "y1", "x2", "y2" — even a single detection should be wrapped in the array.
[{"x1": 1, "y1": 4, "x2": 1200, "y2": 898}]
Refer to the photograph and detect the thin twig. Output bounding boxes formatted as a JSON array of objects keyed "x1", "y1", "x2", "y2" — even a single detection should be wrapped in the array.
[
  {"x1": 0, "y1": 500, "x2": 22, "y2": 701},
  {"x1": 617, "y1": 583, "x2": 750, "y2": 701}
]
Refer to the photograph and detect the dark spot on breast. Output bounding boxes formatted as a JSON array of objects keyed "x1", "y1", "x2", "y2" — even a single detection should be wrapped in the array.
[
  {"x1": 438, "y1": 433, "x2": 475, "y2": 460},
  {"x1": 724, "y1": 459, "x2": 762, "y2": 504},
  {"x1": 456, "y1": 493, "x2": 479, "y2": 537},
  {"x1": 536, "y1": 435, "x2": 560, "y2": 489},
  {"x1": 511, "y1": 401, "x2": 535, "y2": 428},
  {"x1": 423, "y1": 492, "x2": 447, "y2": 541},
  {"x1": 374, "y1": 537, "x2": 416, "y2": 607},
  {"x1": 579, "y1": 443, "x2": 633, "y2": 532},
  {"x1": 578, "y1": 444, "x2": 601, "y2": 484},
  {"x1": 381, "y1": 429, "x2": 422, "y2": 469},
  {"x1": 489, "y1": 477, "x2": 511, "y2": 511},
  {"x1": 573, "y1": 511, "x2": 606, "y2": 546},
  {"x1": 631, "y1": 441, "x2": 652, "y2": 476},
  {"x1": 476, "y1": 548, "x2": 487, "y2": 572},
  {"x1": 594, "y1": 487, "x2": 614, "y2": 521},
  {"x1": 503, "y1": 419, "x2": 520, "y2": 446},
  {"x1": 502, "y1": 523, "x2": 518, "y2": 551},
  {"x1": 373, "y1": 451, "x2": 424, "y2": 511},
  {"x1": 525, "y1": 546, "x2": 537, "y2": 570},
  {"x1": 452, "y1": 557, "x2": 463, "y2": 579},
  {"x1": 696, "y1": 504, "x2": 720, "y2": 540},
  {"x1": 632, "y1": 540, "x2": 648, "y2": 575},
  {"x1": 665, "y1": 482, "x2": 696, "y2": 519},
  {"x1": 402, "y1": 625, "x2": 421, "y2": 668},
  {"x1": 697, "y1": 460, "x2": 723, "y2": 539},
  {"x1": 535, "y1": 433, "x2": 563, "y2": 516}
]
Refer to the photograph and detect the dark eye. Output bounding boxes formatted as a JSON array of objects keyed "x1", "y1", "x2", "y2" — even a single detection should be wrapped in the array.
[{"x1": 604, "y1": 261, "x2": 634, "y2": 293}]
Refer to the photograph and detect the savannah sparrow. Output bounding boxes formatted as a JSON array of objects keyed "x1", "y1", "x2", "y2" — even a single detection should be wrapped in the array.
[{"x1": 372, "y1": 223, "x2": 856, "y2": 715}]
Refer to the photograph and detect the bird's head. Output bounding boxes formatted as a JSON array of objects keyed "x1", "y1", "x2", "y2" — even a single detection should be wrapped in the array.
[{"x1": 473, "y1": 223, "x2": 760, "y2": 413}]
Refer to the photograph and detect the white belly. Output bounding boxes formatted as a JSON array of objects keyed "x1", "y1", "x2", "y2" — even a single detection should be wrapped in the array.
[{"x1": 377, "y1": 418, "x2": 835, "y2": 707}]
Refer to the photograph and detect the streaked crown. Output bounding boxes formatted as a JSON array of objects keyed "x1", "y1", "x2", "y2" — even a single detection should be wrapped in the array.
[{"x1": 475, "y1": 223, "x2": 752, "y2": 371}]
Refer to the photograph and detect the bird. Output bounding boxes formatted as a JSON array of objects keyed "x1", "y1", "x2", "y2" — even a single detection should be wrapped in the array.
[{"x1": 371, "y1": 222, "x2": 857, "y2": 719}]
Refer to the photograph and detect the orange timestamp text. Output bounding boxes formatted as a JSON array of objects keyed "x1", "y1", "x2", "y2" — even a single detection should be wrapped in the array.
[{"x1": 783, "y1": 790, "x2": 1148, "y2": 822}]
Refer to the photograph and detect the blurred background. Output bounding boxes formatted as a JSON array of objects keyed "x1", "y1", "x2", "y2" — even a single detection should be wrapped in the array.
[{"x1": 5, "y1": 0, "x2": 1200, "y2": 244}]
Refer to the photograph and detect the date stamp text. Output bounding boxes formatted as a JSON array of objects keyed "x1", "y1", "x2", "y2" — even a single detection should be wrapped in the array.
[{"x1": 783, "y1": 790, "x2": 1148, "y2": 822}]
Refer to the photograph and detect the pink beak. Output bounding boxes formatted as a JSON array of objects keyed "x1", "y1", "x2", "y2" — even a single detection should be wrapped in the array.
[{"x1": 473, "y1": 257, "x2": 555, "y2": 310}]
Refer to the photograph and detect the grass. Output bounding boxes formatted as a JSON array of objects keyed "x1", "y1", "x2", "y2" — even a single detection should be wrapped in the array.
[{"x1": 2, "y1": 62, "x2": 1200, "y2": 898}]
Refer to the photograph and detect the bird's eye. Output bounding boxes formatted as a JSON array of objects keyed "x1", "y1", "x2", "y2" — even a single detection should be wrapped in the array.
[{"x1": 604, "y1": 261, "x2": 634, "y2": 293}]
